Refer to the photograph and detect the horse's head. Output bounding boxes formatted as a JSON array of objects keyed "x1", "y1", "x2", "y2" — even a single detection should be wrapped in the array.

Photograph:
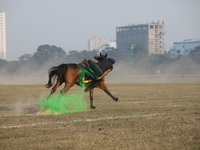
[{"x1": 100, "y1": 52, "x2": 107, "y2": 58}]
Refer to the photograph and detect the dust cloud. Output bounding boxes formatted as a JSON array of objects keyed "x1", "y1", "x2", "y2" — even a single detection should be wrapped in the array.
[
  {"x1": 0, "y1": 57, "x2": 200, "y2": 85},
  {"x1": 0, "y1": 62, "x2": 51, "y2": 85},
  {"x1": 106, "y1": 58, "x2": 200, "y2": 84}
]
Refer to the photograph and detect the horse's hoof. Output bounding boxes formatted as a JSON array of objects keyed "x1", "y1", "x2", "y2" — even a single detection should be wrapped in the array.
[
  {"x1": 114, "y1": 98, "x2": 119, "y2": 102},
  {"x1": 91, "y1": 106, "x2": 96, "y2": 109}
]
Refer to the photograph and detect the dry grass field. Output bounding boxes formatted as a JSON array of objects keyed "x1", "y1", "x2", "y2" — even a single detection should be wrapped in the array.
[{"x1": 0, "y1": 83, "x2": 200, "y2": 150}]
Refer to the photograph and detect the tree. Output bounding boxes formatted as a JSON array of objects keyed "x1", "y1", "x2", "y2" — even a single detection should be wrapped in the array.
[
  {"x1": 133, "y1": 43, "x2": 149, "y2": 60},
  {"x1": 189, "y1": 46, "x2": 200, "y2": 63},
  {"x1": 148, "y1": 54, "x2": 172, "y2": 74},
  {"x1": 107, "y1": 48, "x2": 125, "y2": 62},
  {"x1": 0, "y1": 58, "x2": 7, "y2": 68},
  {"x1": 66, "y1": 50, "x2": 97, "y2": 63},
  {"x1": 149, "y1": 54, "x2": 171, "y2": 65},
  {"x1": 31, "y1": 44, "x2": 66, "y2": 65},
  {"x1": 4, "y1": 61, "x2": 19, "y2": 75},
  {"x1": 18, "y1": 54, "x2": 32, "y2": 64}
]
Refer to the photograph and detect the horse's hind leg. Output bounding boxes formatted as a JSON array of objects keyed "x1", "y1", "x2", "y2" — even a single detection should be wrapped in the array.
[
  {"x1": 59, "y1": 82, "x2": 74, "y2": 97},
  {"x1": 103, "y1": 88, "x2": 118, "y2": 101},
  {"x1": 47, "y1": 78, "x2": 64, "y2": 99},
  {"x1": 99, "y1": 82, "x2": 118, "y2": 101},
  {"x1": 59, "y1": 70, "x2": 78, "y2": 97}
]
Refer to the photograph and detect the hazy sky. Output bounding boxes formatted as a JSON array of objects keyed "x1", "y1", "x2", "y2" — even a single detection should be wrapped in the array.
[{"x1": 1, "y1": 0, "x2": 200, "y2": 61}]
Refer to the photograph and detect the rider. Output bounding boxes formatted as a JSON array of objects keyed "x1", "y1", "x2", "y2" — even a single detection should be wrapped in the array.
[{"x1": 82, "y1": 55, "x2": 115, "y2": 80}]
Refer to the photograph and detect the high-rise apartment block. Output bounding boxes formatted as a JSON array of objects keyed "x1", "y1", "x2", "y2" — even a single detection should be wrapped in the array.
[
  {"x1": 0, "y1": 11, "x2": 6, "y2": 60},
  {"x1": 116, "y1": 21, "x2": 165, "y2": 55}
]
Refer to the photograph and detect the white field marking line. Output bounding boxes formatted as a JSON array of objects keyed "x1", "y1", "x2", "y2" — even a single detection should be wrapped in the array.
[
  {"x1": 0, "y1": 112, "x2": 171, "y2": 129},
  {"x1": 126, "y1": 99, "x2": 192, "y2": 103},
  {"x1": 132, "y1": 105, "x2": 185, "y2": 109},
  {"x1": 0, "y1": 105, "x2": 184, "y2": 118},
  {"x1": 3, "y1": 103, "x2": 38, "y2": 107}
]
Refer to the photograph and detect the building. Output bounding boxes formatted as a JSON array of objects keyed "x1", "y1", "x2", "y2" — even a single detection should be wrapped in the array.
[
  {"x1": 116, "y1": 21, "x2": 165, "y2": 55},
  {"x1": 108, "y1": 39, "x2": 117, "y2": 49},
  {"x1": 169, "y1": 39, "x2": 200, "y2": 58},
  {"x1": 0, "y1": 11, "x2": 6, "y2": 60},
  {"x1": 95, "y1": 39, "x2": 117, "y2": 54},
  {"x1": 88, "y1": 36, "x2": 108, "y2": 51}
]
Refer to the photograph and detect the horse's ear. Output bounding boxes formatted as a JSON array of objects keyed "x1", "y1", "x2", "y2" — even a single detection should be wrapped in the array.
[
  {"x1": 105, "y1": 53, "x2": 107, "y2": 58},
  {"x1": 100, "y1": 52, "x2": 103, "y2": 57}
]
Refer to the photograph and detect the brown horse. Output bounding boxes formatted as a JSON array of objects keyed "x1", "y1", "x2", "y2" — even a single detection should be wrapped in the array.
[{"x1": 45, "y1": 57, "x2": 118, "y2": 109}]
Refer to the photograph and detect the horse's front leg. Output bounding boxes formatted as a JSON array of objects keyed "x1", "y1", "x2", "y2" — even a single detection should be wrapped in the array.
[{"x1": 89, "y1": 89, "x2": 96, "y2": 109}]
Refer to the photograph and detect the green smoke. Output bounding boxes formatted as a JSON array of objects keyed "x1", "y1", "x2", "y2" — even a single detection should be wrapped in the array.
[{"x1": 39, "y1": 89, "x2": 87, "y2": 114}]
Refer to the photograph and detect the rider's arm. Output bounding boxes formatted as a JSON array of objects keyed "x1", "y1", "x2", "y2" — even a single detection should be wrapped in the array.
[
  {"x1": 94, "y1": 56, "x2": 99, "y2": 60},
  {"x1": 96, "y1": 69, "x2": 112, "y2": 80}
]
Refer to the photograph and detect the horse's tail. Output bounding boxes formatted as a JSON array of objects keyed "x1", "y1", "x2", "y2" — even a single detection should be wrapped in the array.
[{"x1": 45, "y1": 64, "x2": 68, "y2": 88}]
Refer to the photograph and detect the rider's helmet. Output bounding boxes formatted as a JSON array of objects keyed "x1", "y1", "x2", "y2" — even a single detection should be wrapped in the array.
[{"x1": 108, "y1": 58, "x2": 115, "y2": 64}]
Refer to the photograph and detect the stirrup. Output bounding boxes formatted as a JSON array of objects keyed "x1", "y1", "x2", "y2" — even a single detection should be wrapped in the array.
[{"x1": 82, "y1": 77, "x2": 92, "y2": 83}]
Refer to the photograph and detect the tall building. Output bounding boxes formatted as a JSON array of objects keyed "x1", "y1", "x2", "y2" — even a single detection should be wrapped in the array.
[
  {"x1": 170, "y1": 39, "x2": 200, "y2": 58},
  {"x1": 95, "y1": 39, "x2": 117, "y2": 54},
  {"x1": 88, "y1": 36, "x2": 108, "y2": 51},
  {"x1": 116, "y1": 21, "x2": 165, "y2": 55},
  {"x1": 0, "y1": 11, "x2": 6, "y2": 60}
]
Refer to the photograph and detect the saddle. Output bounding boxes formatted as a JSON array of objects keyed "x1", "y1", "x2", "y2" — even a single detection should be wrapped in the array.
[{"x1": 79, "y1": 60, "x2": 103, "y2": 92}]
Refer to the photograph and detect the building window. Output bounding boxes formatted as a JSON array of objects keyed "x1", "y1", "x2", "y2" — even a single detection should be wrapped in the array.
[{"x1": 150, "y1": 25, "x2": 154, "y2": 29}]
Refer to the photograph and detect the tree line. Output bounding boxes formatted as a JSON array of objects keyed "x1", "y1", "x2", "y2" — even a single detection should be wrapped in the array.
[{"x1": 0, "y1": 44, "x2": 200, "y2": 76}]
